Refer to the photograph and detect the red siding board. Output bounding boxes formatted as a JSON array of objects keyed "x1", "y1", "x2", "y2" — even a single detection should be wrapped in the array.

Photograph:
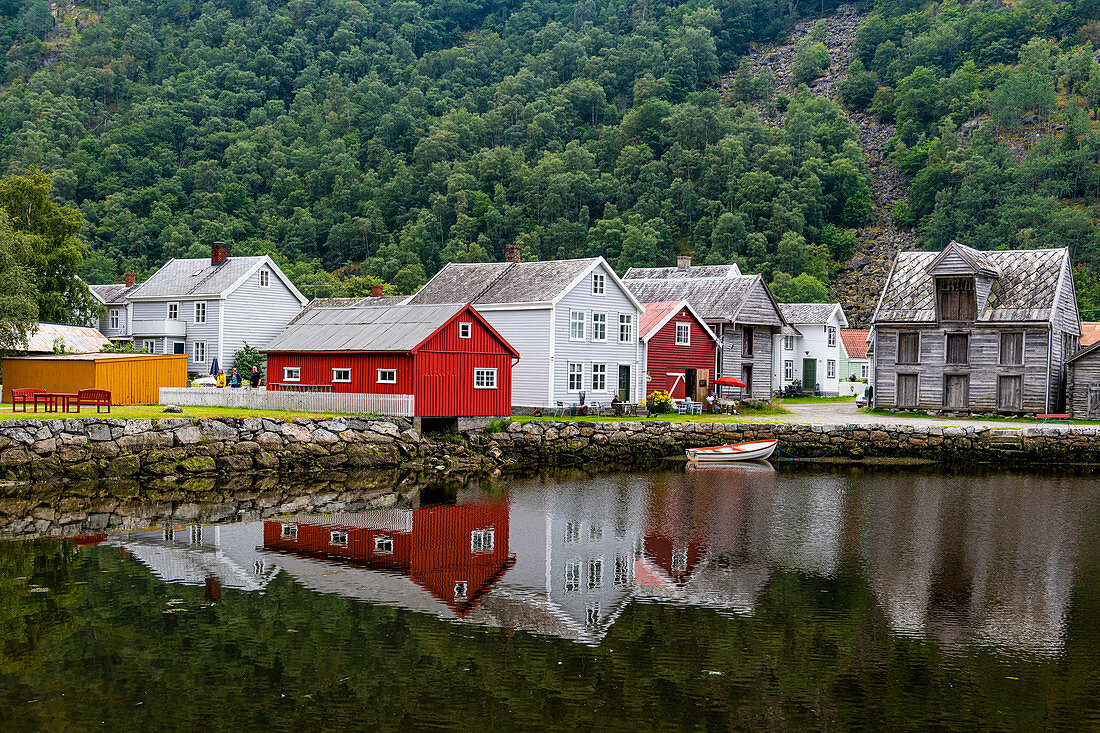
[{"x1": 645, "y1": 307, "x2": 718, "y2": 397}]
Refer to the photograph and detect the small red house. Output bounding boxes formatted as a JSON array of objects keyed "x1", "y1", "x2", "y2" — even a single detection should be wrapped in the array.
[
  {"x1": 263, "y1": 501, "x2": 513, "y2": 616},
  {"x1": 640, "y1": 300, "x2": 719, "y2": 400},
  {"x1": 264, "y1": 303, "x2": 519, "y2": 419}
]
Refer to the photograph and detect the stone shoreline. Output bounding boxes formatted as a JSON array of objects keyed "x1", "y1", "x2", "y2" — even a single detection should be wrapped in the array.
[{"x1": 0, "y1": 417, "x2": 1097, "y2": 482}]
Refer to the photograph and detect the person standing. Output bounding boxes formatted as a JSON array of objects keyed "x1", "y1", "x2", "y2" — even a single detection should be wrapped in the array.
[
  {"x1": 249, "y1": 366, "x2": 261, "y2": 388},
  {"x1": 230, "y1": 369, "x2": 242, "y2": 388},
  {"x1": 216, "y1": 369, "x2": 226, "y2": 388}
]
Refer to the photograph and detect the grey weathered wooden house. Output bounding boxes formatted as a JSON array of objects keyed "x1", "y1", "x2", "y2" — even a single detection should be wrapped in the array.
[
  {"x1": 1066, "y1": 342, "x2": 1100, "y2": 419},
  {"x1": 871, "y1": 242, "x2": 1081, "y2": 414},
  {"x1": 623, "y1": 257, "x2": 787, "y2": 400}
]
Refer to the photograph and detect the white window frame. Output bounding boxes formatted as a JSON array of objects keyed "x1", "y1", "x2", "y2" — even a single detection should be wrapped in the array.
[
  {"x1": 591, "y1": 363, "x2": 606, "y2": 391},
  {"x1": 193, "y1": 341, "x2": 207, "y2": 364},
  {"x1": 585, "y1": 603, "x2": 600, "y2": 627},
  {"x1": 109, "y1": 309, "x2": 119, "y2": 330},
  {"x1": 142, "y1": 340, "x2": 156, "y2": 354},
  {"x1": 283, "y1": 366, "x2": 300, "y2": 381},
  {"x1": 194, "y1": 301, "x2": 207, "y2": 323},
  {"x1": 332, "y1": 368, "x2": 351, "y2": 383},
  {"x1": 618, "y1": 314, "x2": 633, "y2": 342},
  {"x1": 592, "y1": 272, "x2": 605, "y2": 295},
  {"x1": 173, "y1": 341, "x2": 185, "y2": 355},
  {"x1": 592, "y1": 312, "x2": 607, "y2": 342},
  {"x1": 474, "y1": 368, "x2": 497, "y2": 389},
  {"x1": 827, "y1": 326, "x2": 837, "y2": 347},
  {"x1": 453, "y1": 581, "x2": 468, "y2": 600},
  {"x1": 784, "y1": 334, "x2": 794, "y2": 350},
  {"x1": 458, "y1": 322, "x2": 472, "y2": 339},
  {"x1": 588, "y1": 557, "x2": 603, "y2": 589},
  {"x1": 565, "y1": 521, "x2": 580, "y2": 543},
  {"x1": 614, "y1": 554, "x2": 629, "y2": 588},
  {"x1": 330, "y1": 530, "x2": 348, "y2": 546},
  {"x1": 569, "y1": 310, "x2": 585, "y2": 341},
  {"x1": 784, "y1": 360, "x2": 794, "y2": 381},
  {"x1": 377, "y1": 369, "x2": 396, "y2": 384},
  {"x1": 281, "y1": 523, "x2": 297, "y2": 539},
  {"x1": 374, "y1": 535, "x2": 394, "y2": 554},
  {"x1": 470, "y1": 527, "x2": 495, "y2": 553},
  {"x1": 675, "y1": 322, "x2": 690, "y2": 346},
  {"x1": 167, "y1": 302, "x2": 179, "y2": 320},
  {"x1": 258, "y1": 269, "x2": 270, "y2": 287},
  {"x1": 672, "y1": 549, "x2": 688, "y2": 572},
  {"x1": 565, "y1": 559, "x2": 581, "y2": 592},
  {"x1": 827, "y1": 360, "x2": 836, "y2": 379},
  {"x1": 860, "y1": 363, "x2": 869, "y2": 379},
  {"x1": 568, "y1": 363, "x2": 583, "y2": 392}
]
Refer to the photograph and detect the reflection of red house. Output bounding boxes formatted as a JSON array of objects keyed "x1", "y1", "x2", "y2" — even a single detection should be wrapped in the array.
[
  {"x1": 263, "y1": 502, "x2": 513, "y2": 615},
  {"x1": 640, "y1": 300, "x2": 719, "y2": 399}
]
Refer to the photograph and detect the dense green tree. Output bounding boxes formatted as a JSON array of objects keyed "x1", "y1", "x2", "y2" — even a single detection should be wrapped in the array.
[{"x1": 0, "y1": 211, "x2": 39, "y2": 350}]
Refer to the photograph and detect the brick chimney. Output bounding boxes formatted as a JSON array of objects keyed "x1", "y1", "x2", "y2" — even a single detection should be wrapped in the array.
[
  {"x1": 677, "y1": 255, "x2": 691, "y2": 271},
  {"x1": 505, "y1": 244, "x2": 521, "y2": 263},
  {"x1": 124, "y1": 272, "x2": 136, "y2": 288},
  {"x1": 371, "y1": 284, "x2": 384, "y2": 297},
  {"x1": 211, "y1": 241, "x2": 228, "y2": 266}
]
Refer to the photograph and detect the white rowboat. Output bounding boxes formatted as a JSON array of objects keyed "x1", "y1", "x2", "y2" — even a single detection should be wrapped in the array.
[{"x1": 685, "y1": 439, "x2": 778, "y2": 463}]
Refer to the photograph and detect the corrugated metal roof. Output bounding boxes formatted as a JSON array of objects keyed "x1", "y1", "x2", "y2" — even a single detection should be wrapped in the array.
[
  {"x1": 128, "y1": 256, "x2": 267, "y2": 298},
  {"x1": 21, "y1": 323, "x2": 110, "y2": 353},
  {"x1": 778, "y1": 303, "x2": 840, "y2": 324},
  {"x1": 408, "y1": 259, "x2": 600, "y2": 305},
  {"x1": 625, "y1": 263, "x2": 741, "y2": 279},
  {"x1": 1080, "y1": 322, "x2": 1100, "y2": 347},
  {"x1": 840, "y1": 329, "x2": 871, "y2": 359},
  {"x1": 623, "y1": 275, "x2": 756, "y2": 321},
  {"x1": 873, "y1": 247, "x2": 1070, "y2": 324},
  {"x1": 88, "y1": 282, "x2": 140, "y2": 305},
  {"x1": 265, "y1": 303, "x2": 466, "y2": 352}
]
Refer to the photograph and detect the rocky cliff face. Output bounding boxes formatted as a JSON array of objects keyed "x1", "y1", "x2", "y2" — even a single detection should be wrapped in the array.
[{"x1": 719, "y1": 4, "x2": 918, "y2": 327}]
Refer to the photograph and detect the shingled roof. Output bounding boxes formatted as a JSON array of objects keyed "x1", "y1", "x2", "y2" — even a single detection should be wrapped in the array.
[
  {"x1": 625, "y1": 263, "x2": 741, "y2": 280},
  {"x1": 265, "y1": 303, "x2": 471, "y2": 352},
  {"x1": 89, "y1": 282, "x2": 140, "y2": 305},
  {"x1": 287, "y1": 295, "x2": 408, "y2": 325},
  {"x1": 128, "y1": 256, "x2": 306, "y2": 303},
  {"x1": 778, "y1": 303, "x2": 846, "y2": 325},
  {"x1": 873, "y1": 247, "x2": 1071, "y2": 324},
  {"x1": 623, "y1": 273, "x2": 770, "y2": 323}
]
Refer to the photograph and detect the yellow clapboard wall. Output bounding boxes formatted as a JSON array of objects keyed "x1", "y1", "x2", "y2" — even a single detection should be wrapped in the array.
[{"x1": 2, "y1": 354, "x2": 188, "y2": 405}]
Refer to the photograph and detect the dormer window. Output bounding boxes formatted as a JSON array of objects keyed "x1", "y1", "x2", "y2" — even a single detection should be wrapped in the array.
[{"x1": 936, "y1": 278, "x2": 976, "y2": 321}]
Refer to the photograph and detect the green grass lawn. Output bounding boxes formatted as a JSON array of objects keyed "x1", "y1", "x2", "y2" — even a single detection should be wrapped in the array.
[
  {"x1": 513, "y1": 403, "x2": 792, "y2": 423},
  {"x1": 0, "y1": 404, "x2": 348, "y2": 421}
]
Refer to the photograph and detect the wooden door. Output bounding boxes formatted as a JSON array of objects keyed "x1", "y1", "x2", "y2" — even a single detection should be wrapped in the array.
[
  {"x1": 897, "y1": 374, "x2": 918, "y2": 407},
  {"x1": 696, "y1": 369, "x2": 708, "y2": 402},
  {"x1": 618, "y1": 365, "x2": 631, "y2": 402},
  {"x1": 998, "y1": 375, "x2": 1022, "y2": 410},
  {"x1": 1088, "y1": 385, "x2": 1100, "y2": 418},
  {"x1": 944, "y1": 374, "x2": 969, "y2": 409},
  {"x1": 741, "y1": 365, "x2": 753, "y2": 396},
  {"x1": 802, "y1": 359, "x2": 816, "y2": 390}
]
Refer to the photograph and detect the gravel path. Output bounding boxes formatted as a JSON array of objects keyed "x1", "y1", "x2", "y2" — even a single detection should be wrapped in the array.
[{"x1": 772, "y1": 401, "x2": 1042, "y2": 429}]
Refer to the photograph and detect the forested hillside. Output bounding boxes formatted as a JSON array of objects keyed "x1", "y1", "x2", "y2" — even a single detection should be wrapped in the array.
[{"x1": 2, "y1": 0, "x2": 1100, "y2": 322}]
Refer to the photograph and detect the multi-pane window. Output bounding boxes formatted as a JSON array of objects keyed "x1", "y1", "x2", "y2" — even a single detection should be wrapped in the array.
[
  {"x1": 565, "y1": 560, "x2": 580, "y2": 592},
  {"x1": 377, "y1": 369, "x2": 396, "y2": 383},
  {"x1": 453, "y1": 581, "x2": 468, "y2": 599},
  {"x1": 283, "y1": 366, "x2": 300, "y2": 381},
  {"x1": 591, "y1": 363, "x2": 606, "y2": 391},
  {"x1": 897, "y1": 332, "x2": 919, "y2": 364},
  {"x1": 860, "y1": 364, "x2": 869, "y2": 379},
  {"x1": 784, "y1": 335, "x2": 794, "y2": 350},
  {"x1": 585, "y1": 604, "x2": 600, "y2": 627},
  {"x1": 742, "y1": 327, "x2": 754, "y2": 357},
  {"x1": 570, "y1": 310, "x2": 585, "y2": 340},
  {"x1": 946, "y1": 334, "x2": 969, "y2": 365},
  {"x1": 281, "y1": 524, "x2": 297, "y2": 539},
  {"x1": 897, "y1": 374, "x2": 918, "y2": 407},
  {"x1": 614, "y1": 554, "x2": 629, "y2": 587},
  {"x1": 332, "y1": 368, "x2": 351, "y2": 382},
  {"x1": 675, "y1": 323, "x2": 690, "y2": 345},
  {"x1": 998, "y1": 375, "x2": 1023, "y2": 410},
  {"x1": 592, "y1": 272, "x2": 605, "y2": 295},
  {"x1": 194, "y1": 302, "x2": 207, "y2": 323},
  {"x1": 330, "y1": 531, "x2": 348, "y2": 546},
  {"x1": 167, "y1": 302, "x2": 179, "y2": 320},
  {"x1": 565, "y1": 521, "x2": 580, "y2": 543},
  {"x1": 589, "y1": 524, "x2": 602, "y2": 541},
  {"x1": 142, "y1": 340, "x2": 156, "y2": 354},
  {"x1": 109, "y1": 310, "x2": 119, "y2": 329},
  {"x1": 471, "y1": 528, "x2": 495, "y2": 553},
  {"x1": 474, "y1": 368, "x2": 497, "y2": 389},
  {"x1": 592, "y1": 312, "x2": 607, "y2": 341},
  {"x1": 827, "y1": 359, "x2": 836, "y2": 378},
  {"x1": 672, "y1": 550, "x2": 688, "y2": 573},
  {"x1": 458, "y1": 322, "x2": 472, "y2": 338},
  {"x1": 588, "y1": 558, "x2": 603, "y2": 589},
  {"x1": 827, "y1": 326, "x2": 836, "y2": 347},
  {"x1": 619, "y1": 314, "x2": 633, "y2": 342},
  {"x1": 193, "y1": 341, "x2": 207, "y2": 364},
  {"x1": 258, "y1": 270, "x2": 270, "y2": 287},
  {"x1": 937, "y1": 277, "x2": 976, "y2": 321},
  {"x1": 1000, "y1": 332, "x2": 1024, "y2": 365},
  {"x1": 568, "y1": 363, "x2": 583, "y2": 391},
  {"x1": 374, "y1": 535, "x2": 394, "y2": 553},
  {"x1": 784, "y1": 360, "x2": 794, "y2": 380}
]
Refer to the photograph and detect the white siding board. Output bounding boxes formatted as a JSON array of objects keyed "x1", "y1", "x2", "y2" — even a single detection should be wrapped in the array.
[
  {"x1": 222, "y1": 268, "x2": 306, "y2": 368},
  {"x1": 477, "y1": 308, "x2": 553, "y2": 408}
]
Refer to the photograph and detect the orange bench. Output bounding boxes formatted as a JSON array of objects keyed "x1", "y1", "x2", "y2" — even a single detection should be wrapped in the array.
[
  {"x1": 76, "y1": 389, "x2": 112, "y2": 414},
  {"x1": 11, "y1": 388, "x2": 44, "y2": 412},
  {"x1": 1037, "y1": 413, "x2": 1073, "y2": 424}
]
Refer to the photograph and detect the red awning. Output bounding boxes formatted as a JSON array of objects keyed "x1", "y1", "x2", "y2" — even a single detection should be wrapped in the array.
[{"x1": 714, "y1": 376, "x2": 747, "y2": 388}]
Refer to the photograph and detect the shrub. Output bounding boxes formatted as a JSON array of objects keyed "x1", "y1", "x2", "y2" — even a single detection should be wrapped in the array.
[
  {"x1": 232, "y1": 341, "x2": 265, "y2": 380},
  {"x1": 483, "y1": 418, "x2": 512, "y2": 434},
  {"x1": 892, "y1": 200, "x2": 916, "y2": 227},
  {"x1": 646, "y1": 390, "x2": 673, "y2": 413},
  {"x1": 792, "y1": 42, "x2": 830, "y2": 85}
]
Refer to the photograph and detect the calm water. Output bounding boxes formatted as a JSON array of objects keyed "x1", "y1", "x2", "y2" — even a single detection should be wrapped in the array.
[{"x1": 2, "y1": 466, "x2": 1099, "y2": 731}]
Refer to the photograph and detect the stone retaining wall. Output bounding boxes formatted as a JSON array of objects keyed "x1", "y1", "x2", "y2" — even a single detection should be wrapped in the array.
[{"x1": 0, "y1": 417, "x2": 1096, "y2": 482}]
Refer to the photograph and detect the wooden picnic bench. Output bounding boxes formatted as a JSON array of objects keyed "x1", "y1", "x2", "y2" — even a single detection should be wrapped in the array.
[
  {"x1": 1037, "y1": 413, "x2": 1073, "y2": 424},
  {"x1": 11, "y1": 388, "x2": 44, "y2": 412},
  {"x1": 76, "y1": 389, "x2": 112, "y2": 414}
]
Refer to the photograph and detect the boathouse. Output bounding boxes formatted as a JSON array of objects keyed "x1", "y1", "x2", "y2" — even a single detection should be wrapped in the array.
[
  {"x1": 1067, "y1": 341, "x2": 1100, "y2": 419},
  {"x1": 639, "y1": 300, "x2": 719, "y2": 400},
  {"x1": 262, "y1": 302, "x2": 519, "y2": 422}
]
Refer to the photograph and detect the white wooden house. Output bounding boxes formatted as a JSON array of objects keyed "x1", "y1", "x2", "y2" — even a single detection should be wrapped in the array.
[
  {"x1": 772, "y1": 303, "x2": 848, "y2": 395},
  {"x1": 406, "y1": 246, "x2": 645, "y2": 410}
]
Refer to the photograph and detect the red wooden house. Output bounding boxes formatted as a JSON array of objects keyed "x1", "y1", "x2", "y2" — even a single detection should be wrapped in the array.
[
  {"x1": 264, "y1": 303, "x2": 519, "y2": 418},
  {"x1": 640, "y1": 300, "x2": 719, "y2": 400},
  {"x1": 263, "y1": 501, "x2": 514, "y2": 616}
]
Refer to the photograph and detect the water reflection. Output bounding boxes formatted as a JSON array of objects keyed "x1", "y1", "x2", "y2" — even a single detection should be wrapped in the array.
[{"x1": 87, "y1": 466, "x2": 1089, "y2": 659}]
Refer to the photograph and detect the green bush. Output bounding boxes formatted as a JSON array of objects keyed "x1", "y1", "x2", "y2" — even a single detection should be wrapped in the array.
[
  {"x1": 646, "y1": 390, "x2": 673, "y2": 414},
  {"x1": 792, "y1": 42, "x2": 831, "y2": 85},
  {"x1": 232, "y1": 341, "x2": 265, "y2": 381},
  {"x1": 892, "y1": 200, "x2": 916, "y2": 227}
]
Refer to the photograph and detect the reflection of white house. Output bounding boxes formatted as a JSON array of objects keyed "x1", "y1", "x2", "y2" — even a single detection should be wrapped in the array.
[
  {"x1": 772, "y1": 303, "x2": 848, "y2": 396},
  {"x1": 114, "y1": 520, "x2": 278, "y2": 592}
]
